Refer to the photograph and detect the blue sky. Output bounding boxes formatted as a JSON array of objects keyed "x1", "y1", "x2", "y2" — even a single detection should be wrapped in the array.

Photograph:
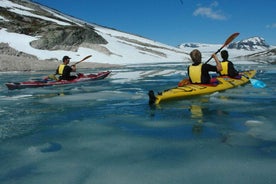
[{"x1": 33, "y1": 0, "x2": 276, "y2": 46}]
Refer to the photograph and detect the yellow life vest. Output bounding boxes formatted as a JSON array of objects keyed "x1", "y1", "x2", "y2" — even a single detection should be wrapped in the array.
[
  {"x1": 220, "y1": 62, "x2": 229, "y2": 75},
  {"x1": 189, "y1": 63, "x2": 202, "y2": 83},
  {"x1": 58, "y1": 64, "x2": 66, "y2": 75}
]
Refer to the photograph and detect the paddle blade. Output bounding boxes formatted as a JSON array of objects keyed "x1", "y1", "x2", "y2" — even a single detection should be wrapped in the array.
[
  {"x1": 250, "y1": 79, "x2": 266, "y2": 88},
  {"x1": 81, "y1": 55, "x2": 92, "y2": 61},
  {"x1": 223, "y1": 32, "x2": 240, "y2": 47},
  {"x1": 178, "y1": 78, "x2": 190, "y2": 87},
  {"x1": 48, "y1": 74, "x2": 58, "y2": 81},
  {"x1": 74, "y1": 55, "x2": 92, "y2": 65}
]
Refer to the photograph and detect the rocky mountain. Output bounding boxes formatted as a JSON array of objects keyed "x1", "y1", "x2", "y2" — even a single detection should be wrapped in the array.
[
  {"x1": 179, "y1": 37, "x2": 276, "y2": 64},
  {"x1": 0, "y1": 0, "x2": 188, "y2": 66},
  {"x1": 179, "y1": 37, "x2": 271, "y2": 52},
  {"x1": 228, "y1": 36, "x2": 270, "y2": 51},
  {"x1": 228, "y1": 37, "x2": 276, "y2": 63}
]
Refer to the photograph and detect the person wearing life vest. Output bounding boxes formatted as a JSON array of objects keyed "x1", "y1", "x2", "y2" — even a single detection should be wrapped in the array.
[
  {"x1": 56, "y1": 56, "x2": 77, "y2": 80},
  {"x1": 219, "y1": 50, "x2": 239, "y2": 78},
  {"x1": 188, "y1": 49, "x2": 222, "y2": 84}
]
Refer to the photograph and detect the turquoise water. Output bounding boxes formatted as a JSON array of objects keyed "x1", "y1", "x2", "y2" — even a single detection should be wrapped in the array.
[{"x1": 0, "y1": 63, "x2": 276, "y2": 184}]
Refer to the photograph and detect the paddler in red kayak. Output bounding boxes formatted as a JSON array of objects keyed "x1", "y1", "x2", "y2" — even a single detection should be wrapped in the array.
[{"x1": 56, "y1": 56, "x2": 77, "y2": 80}]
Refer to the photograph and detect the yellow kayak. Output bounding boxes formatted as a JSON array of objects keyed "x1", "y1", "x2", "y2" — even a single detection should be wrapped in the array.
[{"x1": 148, "y1": 70, "x2": 256, "y2": 105}]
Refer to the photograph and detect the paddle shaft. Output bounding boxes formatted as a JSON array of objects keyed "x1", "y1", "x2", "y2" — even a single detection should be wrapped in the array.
[{"x1": 205, "y1": 33, "x2": 240, "y2": 64}]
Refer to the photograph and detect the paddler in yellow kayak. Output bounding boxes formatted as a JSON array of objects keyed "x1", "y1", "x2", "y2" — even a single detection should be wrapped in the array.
[
  {"x1": 188, "y1": 49, "x2": 222, "y2": 84},
  {"x1": 219, "y1": 50, "x2": 240, "y2": 78}
]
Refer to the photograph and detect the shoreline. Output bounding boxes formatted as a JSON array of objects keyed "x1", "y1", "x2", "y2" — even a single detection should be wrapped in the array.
[{"x1": 0, "y1": 55, "x2": 121, "y2": 72}]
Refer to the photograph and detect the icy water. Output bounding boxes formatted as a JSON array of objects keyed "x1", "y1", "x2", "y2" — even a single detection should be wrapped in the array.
[{"x1": 0, "y1": 62, "x2": 276, "y2": 184}]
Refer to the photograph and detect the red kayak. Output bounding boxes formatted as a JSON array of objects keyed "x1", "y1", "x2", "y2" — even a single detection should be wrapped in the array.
[{"x1": 5, "y1": 71, "x2": 111, "y2": 90}]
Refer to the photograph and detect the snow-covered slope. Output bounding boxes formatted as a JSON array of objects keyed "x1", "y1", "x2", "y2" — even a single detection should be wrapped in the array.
[
  {"x1": 0, "y1": 0, "x2": 188, "y2": 64},
  {"x1": 0, "y1": 0, "x2": 274, "y2": 65},
  {"x1": 228, "y1": 36, "x2": 269, "y2": 51}
]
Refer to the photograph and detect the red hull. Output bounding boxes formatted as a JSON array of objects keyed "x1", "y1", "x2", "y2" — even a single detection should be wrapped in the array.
[{"x1": 5, "y1": 71, "x2": 111, "y2": 90}]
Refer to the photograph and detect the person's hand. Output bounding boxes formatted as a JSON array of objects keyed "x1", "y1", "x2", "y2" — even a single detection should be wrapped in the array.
[{"x1": 71, "y1": 65, "x2": 77, "y2": 72}]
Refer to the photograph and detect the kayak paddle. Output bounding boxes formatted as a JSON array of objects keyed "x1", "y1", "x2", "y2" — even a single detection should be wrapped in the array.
[{"x1": 205, "y1": 32, "x2": 240, "y2": 64}]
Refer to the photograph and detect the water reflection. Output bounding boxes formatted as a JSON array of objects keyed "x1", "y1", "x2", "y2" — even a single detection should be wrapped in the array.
[{"x1": 190, "y1": 104, "x2": 204, "y2": 134}]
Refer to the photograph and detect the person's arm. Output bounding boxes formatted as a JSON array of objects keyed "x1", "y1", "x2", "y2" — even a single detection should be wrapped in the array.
[
  {"x1": 212, "y1": 54, "x2": 222, "y2": 72},
  {"x1": 228, "y1": 62, "x2": 239, "y2": 76},
  {"x1": 71, "y1": 65, "x2": 76, "y2": 72}
]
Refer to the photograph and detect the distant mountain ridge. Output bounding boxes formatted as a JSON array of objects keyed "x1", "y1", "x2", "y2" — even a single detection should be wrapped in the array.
[
  {"x1": 228, "y1": 36, "x2": 270, "y2": 51},
  {"x1": 179, "y1": 36, "x2": 271, "y2": 51},
  {"x1": 179, "y1": 37, "x2": 276, "y2": 64}
]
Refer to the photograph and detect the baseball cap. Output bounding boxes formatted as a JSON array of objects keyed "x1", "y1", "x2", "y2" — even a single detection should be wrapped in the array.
[{"x1": 62, "y1": 56, "x2": 71, "y2": 61}]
